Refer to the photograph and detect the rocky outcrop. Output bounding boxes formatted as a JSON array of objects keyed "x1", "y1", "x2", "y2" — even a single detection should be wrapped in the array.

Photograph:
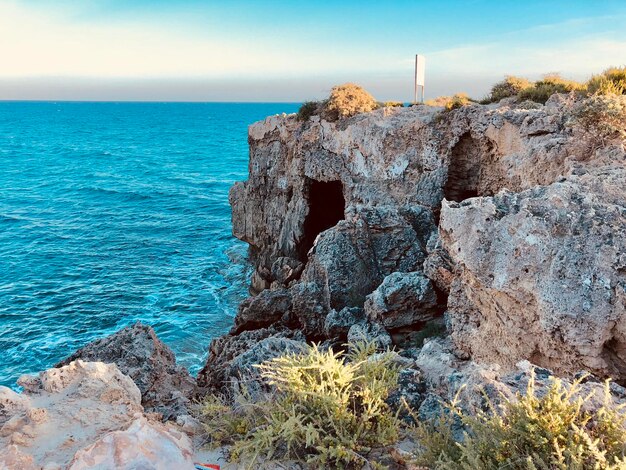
[
  {"x1": 441, "y1": 163, "x2": 626, "y2": 379},
  {"x1": 206, "y1": 93, "x2": 626, "y2": 392},
  {"x1": 399, "y1": 337, "x2": 626, "y2": 428},
  {"x1": 0, "y1": 360, "x2": 192, "y2": 469},
  {"x1": 56, "y1": 323, "x2": 196, "y2": 419},
  {"x1": 197, "y1": 326, "x2": 307, "y2": 394},
  {"x1": 233, "y1": 97, "x2": 598, "y2": 298}
]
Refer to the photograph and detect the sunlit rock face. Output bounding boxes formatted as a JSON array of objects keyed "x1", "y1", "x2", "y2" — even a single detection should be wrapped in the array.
[
  {"x1": 441, "y1": 165, "x2": 626, "y2": 379},
  {"x1": 0, "y1": 360, "x2": 196, "y2": 469},
  {"x1": 68, "y1": 416, "x2": 195, "y2": 470}
]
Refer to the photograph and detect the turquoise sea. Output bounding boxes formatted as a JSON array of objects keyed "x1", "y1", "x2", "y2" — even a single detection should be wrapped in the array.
[{"x1": 0, "y1": 102, "x2": 299, "y2": 387}]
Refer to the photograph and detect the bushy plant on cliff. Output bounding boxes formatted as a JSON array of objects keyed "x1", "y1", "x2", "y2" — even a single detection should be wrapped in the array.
[
  {"x1": 298, "y1": 100, "x2": 322, "y2": 121},
  {"x1": 411, "y1": 373, "x2": 626, "y2": 469},
  {"x1": 586, "y1": 67, "x2": 626, "y2": 96},
  {"x1": 322, "y1": 83, "x2": 378, "y2": 121},
  {"x1": 199, "y1": 342, "x2": 401, "y2": 469},
  {"x1": 570, "y1": 94, "x2": 626, "y2": 146},
  {"x1": 484, "y1": 75, "x2": 533, "y2": 103},
  {"x1": 517, "y1": 73, "x2": 584, "y2": 104},
  {"x1": 425, "y1": 93, "x2": 474, "y2": 111},
  {"x1": 380, "y1": 101, "x2": 404, "y2": 108}
]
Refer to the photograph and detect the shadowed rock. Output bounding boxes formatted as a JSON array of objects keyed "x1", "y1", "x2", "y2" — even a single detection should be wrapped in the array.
[{"x1": 56, "y1": 323, "x2": 196, "y2": 419}]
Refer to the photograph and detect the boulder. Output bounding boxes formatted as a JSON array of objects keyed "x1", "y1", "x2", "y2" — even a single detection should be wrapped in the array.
[
  {"x1": 347, "y1": 321, "x2": 392, "y2": 349},
  {"x1": 365, "y1": 271, "x2": 440, "y2": 330},
  {"x1": 231, "y1": 288, "x2": 292, "y2": 334},
  {"x1": 56, "y1": 323, "x2": 196, "y2": 419},
  {"x1": 324, "y1": 307, "x2": 366, "y2": 339},
  {"x1": 197, "y1": 326, "x2": 306, "y2": 394}
]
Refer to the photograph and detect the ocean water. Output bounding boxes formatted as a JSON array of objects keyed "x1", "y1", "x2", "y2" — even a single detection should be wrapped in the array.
[{"x1": 0, "y1": 101, "x2": 299, "y2": 388}]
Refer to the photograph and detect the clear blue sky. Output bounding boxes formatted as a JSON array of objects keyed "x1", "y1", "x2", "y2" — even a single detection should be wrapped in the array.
[{"x1": 1, "y1": 0, "x2": 625, "y2": 101}]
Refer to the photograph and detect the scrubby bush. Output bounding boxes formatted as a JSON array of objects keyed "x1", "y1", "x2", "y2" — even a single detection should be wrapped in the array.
[
  {"x1": 412, "y1": 373, "x2": 626, "y2": 469},
  {"x1": 485, "y1": 75, "x2": 533, "y2": 103},
  {"x1": 517, "y1": 74, "x2": 583, "y2": 104},
  {"x1": 323, "y1": 83, "x2": 378, "y2": 120},
  {"x1": 586, "y1": 67, "x2": 626, "y2": 96},
  {"x1": 199, "y1": 342, "x2": 401, "y2": 468},
  {"x1": 445, "y1": 93, "x2": 473, "y2": 111},
  {"x1": 425, "y1": 93, "x2": 474, "y2": 111},
  {"x1": 381, "y1": 101, "x2": 404, "y2": 108},
  {"x1": 297, "y1": 101, "x2": 322, "y2": 121},
  {"x1": 571, "y1": 93, "x2": 626, "y2": 145}
]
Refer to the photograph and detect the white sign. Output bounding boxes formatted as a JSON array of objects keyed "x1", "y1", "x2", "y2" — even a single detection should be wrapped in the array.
[{"x1": 415, "y1": 54, "x2": 426, "y2": 86}]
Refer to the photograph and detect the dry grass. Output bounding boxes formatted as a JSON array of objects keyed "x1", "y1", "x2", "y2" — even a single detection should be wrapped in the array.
[
  {"x1": 485, "y1": 76, "x2": 533, "y2": 103},
  {"x1": 323, "y1": 83, "x2": 378, "y2": 121},
  {"x1": 517, "y1": 74, "x2": 584, "y2": 104},
  {"x1": 425, "y1": 93, "x2": 473, "y2": 111},
  {"x1": 586, "y1": 67, "x2": 626, "y2": 96}
]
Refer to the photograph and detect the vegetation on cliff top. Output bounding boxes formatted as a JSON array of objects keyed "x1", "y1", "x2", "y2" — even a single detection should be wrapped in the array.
[
  {"x1": 297, "y1": 67, "x2": 626, "y2": 123},
  {"x1": 570, "y1": 93, "x2": 626, "y2": 146},
  {"x1": 425, "y1": 93, "x2": 474, "y2": 111},
  {"x1": 297, "y1": 83, "x2": 384, "y2": 122}
]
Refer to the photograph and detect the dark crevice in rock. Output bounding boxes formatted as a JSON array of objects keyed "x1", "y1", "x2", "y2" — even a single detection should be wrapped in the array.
[
  {"x1": 602, "y1": 338, "x2": 626, "y2": 385},
  {"x1": 298, "y1": 179, "x2": 345, "y2": 261},
  {"x1": 444, "y1": 132, "x2": 483, "y2": 202}
]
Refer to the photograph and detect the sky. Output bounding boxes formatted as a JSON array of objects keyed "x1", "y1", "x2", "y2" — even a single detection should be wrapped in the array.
[{"x1": 1, "y1": 0, "x2": 626, "y2": 101}]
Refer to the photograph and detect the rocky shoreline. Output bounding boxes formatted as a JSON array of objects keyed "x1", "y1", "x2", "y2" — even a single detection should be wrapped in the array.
[{"x1": 2, "y1": 94, "x2": 625, "y2": 468}]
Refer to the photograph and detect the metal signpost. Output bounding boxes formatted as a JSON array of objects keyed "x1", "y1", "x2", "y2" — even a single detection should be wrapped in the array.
[{"x1": 414, "y1": 54, "x2": 425, "y2": 104}]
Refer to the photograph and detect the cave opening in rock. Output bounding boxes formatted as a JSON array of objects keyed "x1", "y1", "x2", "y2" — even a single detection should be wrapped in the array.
[
  {"x1": 444, "y1": 133, "x2": 483, "y2": 202},
  {"x1": 299, "y1": 179, "x2": 345, "y2": 261}
]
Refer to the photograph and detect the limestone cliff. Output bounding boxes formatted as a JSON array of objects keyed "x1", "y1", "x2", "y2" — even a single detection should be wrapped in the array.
[{"x1": 199, "y1": 95, "x2": 626, "y2": 389}]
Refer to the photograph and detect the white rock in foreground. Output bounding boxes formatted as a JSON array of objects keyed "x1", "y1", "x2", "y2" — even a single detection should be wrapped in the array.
[
  {"x1": 0, "y1": 360, "x2": 194, "y2": 469},
  {"x1": 69, "y1": 416, "x2": 195, "y2": 470}
]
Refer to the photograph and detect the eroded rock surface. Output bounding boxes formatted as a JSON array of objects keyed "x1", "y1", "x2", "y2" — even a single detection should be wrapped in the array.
[
  {"x1": 365, "y1": 271, "x2": 440, "y2": 330},
  {"x1": 441, "y1": 164, "x2": 626, "y2": 379},
  {"x1": 57, "y1": 323, "x2": 196, "y2": 419},
  {"x1": 205, "y1": 94, "x2": 626, "y2": 391},
  {"x1": 0, "y1": 360, "x2": 143, "y2": 468},
  {"x1": 68, "y1": 416, "x2": 195, "y2": 470}
]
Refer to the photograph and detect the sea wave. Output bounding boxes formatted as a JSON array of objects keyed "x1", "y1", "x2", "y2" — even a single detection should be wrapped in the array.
[{"x1": 0, "y1": 101, "x2": 298, "y2": 387}]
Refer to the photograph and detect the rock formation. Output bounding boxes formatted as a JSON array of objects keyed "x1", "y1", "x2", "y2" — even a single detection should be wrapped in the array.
[
  {"x1": 0, "y1": 360, "x2": 195, "y2": 469},
  {"x1": 56, "y1": 323, "x2": 196, "y2": 420},
  {"x1": 442, "y1": 164, "x2": 626, "y2": 378},
  {"x1": 5, "y1": 93, "x2": 624, "y2": 467},
  {"x1": 205, "y1": 94, "x2": 626, "y2": 392}
]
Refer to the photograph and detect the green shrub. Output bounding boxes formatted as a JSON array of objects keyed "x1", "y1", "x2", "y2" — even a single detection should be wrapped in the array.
[
  {"x1": 486, "y1": 76, "x2": 533, "y2": 103},
  {"x1": 412, "y1": 373, "x2": 626, "y2": 469},
  {"x1": 517, "y1": 74, "x2": 583, "y2": 104},
  {"x1": 322, "y1": 83, "x2": 378, "y2": 121},
  {"x1": 199, "y1": 342, "x2": 401, "y2": 468},
  {"x1": 298, "y1": 101, "x2": 322, "y2": 121},
  {"x1": 570, "y1": 93, "x2": 626, "y2": 145},
  {"x1": 586, "y1": 67, "x2": 626, "y2": 96}
]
